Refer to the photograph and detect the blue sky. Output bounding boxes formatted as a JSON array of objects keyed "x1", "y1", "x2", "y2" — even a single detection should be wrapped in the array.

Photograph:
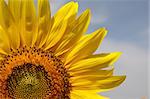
[{"x1": 41, "y1": 0, "x2": 149, "y2": 98}]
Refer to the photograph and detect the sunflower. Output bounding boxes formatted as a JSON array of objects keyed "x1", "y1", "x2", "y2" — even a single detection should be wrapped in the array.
[{"x1": 0, "y1": 0, "x2": 126, "y2": 99}]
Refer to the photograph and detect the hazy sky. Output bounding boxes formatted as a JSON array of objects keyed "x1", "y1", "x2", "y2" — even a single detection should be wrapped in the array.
[{"x1": 49, "y1": 0, "x2": 149, "y2": 99}]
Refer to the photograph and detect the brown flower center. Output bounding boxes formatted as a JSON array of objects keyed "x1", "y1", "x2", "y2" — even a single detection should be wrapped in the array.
[{"x1": 0, "y1": 47, "x2": 71, "y2": 99}]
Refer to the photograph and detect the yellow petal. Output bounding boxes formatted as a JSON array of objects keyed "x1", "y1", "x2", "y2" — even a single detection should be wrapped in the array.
[
  {"x1": 20, "y1": 0, "x2": 37, "y2": 47},
  {"x1": 36, "y1": 0, "x2": 52, "y2": 47},
  {"x1": 71, "y1": 79, "x2": 92, "y2": 87},
  {"x1": 70, "y1": 75, "x2": 110, "y2": 83},
  {"x1": 71, "y1": 77, "x2": 107, "y2": 90},
  {"x1": 44, "y1": 20, "x2": 68, "y2": 50},
  {"x1": 53, "y1": 1, "x2": 78, "y2": 25},
  {"x1": 55, "y1": 9, "x2": 91, "y2": 56},
  {"x1": 71, "y1": 90, "x2": 109, "y2": 99},
  {"x1": 96, "y1": 76, "x2": 126, "y2": 89},
  {"x1": 68, "y1": 68, "x2": 114, "y2": 76},
  {"x1": 0, "y1": 0, "x2": 20, "y2": 49},
  {"x1": 69, "y1": 52, "x2": 121, "y2": 71},
  {"x1": 0, "y1": 55, "x2": 4, "y2": 60},
  {"x1": 0, "y1": 26, "x2": 10, "y2": 54},
  {"x1": 0, "y1": 0, "x2": 12, "y2": 28},
  {"x1": 71, "y1": 76, "x2": 125, "y2": 92},
  {"x1": 0, "y1": 48, "x2": 8, "y2": 55},
  {"x1": 71, "y1": 9, "x2": 91, "y2": 35},
  {"x1": 8, "y1": 0, "x2": 21, "y2": 23},
  {"x1": 70, "y1": 92, "x2": 83, "y2": 99},
  {"x1": 70, "y1": 69, "x2": 113, "y2": 82},
  {"x1": 65, "y1": 28, "x2": 107, "y2": 65},
  {"x1": 44, "y1": 2, "x2": 78, "y2": 50}
]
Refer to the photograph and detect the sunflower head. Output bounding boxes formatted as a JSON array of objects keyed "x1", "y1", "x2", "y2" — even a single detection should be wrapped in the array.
[{"x1": 0, "y1": 0, "x2": 125, "y2": 99}]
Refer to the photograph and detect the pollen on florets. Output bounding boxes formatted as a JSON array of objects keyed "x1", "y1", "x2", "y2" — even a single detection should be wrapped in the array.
[{"x1": 0, "y1": 46, "x2": 71, "y2": 99}]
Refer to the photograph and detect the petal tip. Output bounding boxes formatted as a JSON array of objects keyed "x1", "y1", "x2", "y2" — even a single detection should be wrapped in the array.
[
  {"x1": 112, "y1": 52, "x2": 122, "y2": 59},
  {"x1": 85, "y1": 8, "x2": 91, "y2": 15},
  {"x1": 119, "y1": 75, "x2": 126, "y2": 84}
]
